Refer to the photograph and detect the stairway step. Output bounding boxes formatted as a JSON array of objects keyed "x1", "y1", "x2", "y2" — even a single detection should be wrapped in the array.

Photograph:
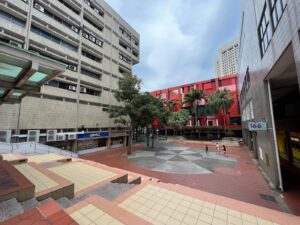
[
  {"x1": 20, "y1": 198, "x2": 39, "y2": 212},
  {"x1": 0, "y1": 198, "x2": 23, "y2": 222}
]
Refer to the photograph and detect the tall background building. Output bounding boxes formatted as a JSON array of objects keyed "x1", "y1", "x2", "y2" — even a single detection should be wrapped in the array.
[
  {"x1": 0, "y1": 0, "x2": 140, "y2": 151},
  {"x1": 239, "y1": 0, "x2": 300, "y2": 197},
  {"x1": 215, "y1": 39, "x2": 239, "y2": 78}
]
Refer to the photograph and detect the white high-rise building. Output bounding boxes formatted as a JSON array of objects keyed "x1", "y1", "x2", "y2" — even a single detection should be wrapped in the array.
[
  {"x1": 0, "y1": 0, "x2": 140, "y2": 151},
  {"x1": 215, "y1": 39, "x2": 239, "y2": 78}
]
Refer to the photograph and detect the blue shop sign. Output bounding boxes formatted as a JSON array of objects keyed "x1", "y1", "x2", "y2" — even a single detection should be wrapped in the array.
[{"x1": 77, "y1": 132, "x2": 110, "y2": 140}]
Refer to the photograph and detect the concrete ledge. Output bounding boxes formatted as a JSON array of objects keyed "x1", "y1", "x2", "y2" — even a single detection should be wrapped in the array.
[{"x1": 0, "y1": 161, "x2": 34, "y2": 202}]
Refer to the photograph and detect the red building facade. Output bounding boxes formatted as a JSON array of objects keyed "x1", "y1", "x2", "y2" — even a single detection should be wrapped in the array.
[{"x1": 151, "y1": 74, "x2": 241, "y2": 131}]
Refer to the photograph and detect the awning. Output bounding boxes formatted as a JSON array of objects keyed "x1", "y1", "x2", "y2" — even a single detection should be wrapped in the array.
[{"x1": 0, "y1": 42, "x2": 67, "y2": 104}]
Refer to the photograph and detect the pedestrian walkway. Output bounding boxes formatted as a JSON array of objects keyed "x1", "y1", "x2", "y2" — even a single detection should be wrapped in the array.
[
  {"x1": 1, "y1": 148, "x2": 300, "y2": 224},
  {"x1": 81, "y1": 141, "x2": 281, "y2": 211}
]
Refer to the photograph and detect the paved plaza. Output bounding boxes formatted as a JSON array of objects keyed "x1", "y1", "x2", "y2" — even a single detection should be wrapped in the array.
[
  {"x1": 82, "y1": 141, "x2": 282, "y2": 211},
  {"x1": 128, "y1": 144, "x2": 236, "y2": 174}
]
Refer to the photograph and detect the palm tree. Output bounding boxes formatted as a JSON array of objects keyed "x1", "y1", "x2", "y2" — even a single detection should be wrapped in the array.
[
  {"x1": 207, "y1": 89, "x2": 234, "y2": 134},
  {"x1": 184, "y1": 89, "x2": 205, "y2": 126}
]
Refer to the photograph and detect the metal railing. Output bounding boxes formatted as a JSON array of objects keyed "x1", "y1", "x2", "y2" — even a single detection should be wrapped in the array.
[{"x1": 0, "y1": 142, "x2": 78, "y2": 157}]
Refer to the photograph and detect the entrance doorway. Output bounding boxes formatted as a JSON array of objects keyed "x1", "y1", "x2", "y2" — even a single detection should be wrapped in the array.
[{"x1": 267, "y1": 44, "x2": 300, "y2": 214}]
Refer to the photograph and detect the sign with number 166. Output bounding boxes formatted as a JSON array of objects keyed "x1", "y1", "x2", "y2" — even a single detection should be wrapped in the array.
[{"x1": 248, "y1": 122, "x2": 267, "y2": 131}]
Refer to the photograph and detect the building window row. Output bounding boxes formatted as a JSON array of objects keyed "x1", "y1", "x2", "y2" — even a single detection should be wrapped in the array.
[
  {"x1": 270, "y1": 0, "x2": 287, "y2": 29},
  {"x1": 258, "y1": 4, "x2": 272, "y2": 56},
  {"x1": 242, "y1": 100, "x2": 254, "y2": 122},
  {"x1": 119, "y1": 26, "x2": 131, "y2": 41},
  {"x1": 84, "y1": 0, "x2": 104, "y2": 17},
  {"x1": 80, "y1": 86, "x2": 101, "y2": 96},
  {"x1": 82, "y1": 50, "x2": 102, "y2": 63},
  {"x1": 240, "y1": 68, "x2": 250, "y2": 102},
  {"x1": 81, "y1": 68, "x2": 102, "y2": 80},
  {"x1": 83, "y1": 15, "x2": 103, "y2": 32},
  {"x1": 258, "y1": 1, "x2": 287, "y2": 56},
  {"x1": 57, "y1": 0, "x2": 80, "y2": 15},
  {"x1": 119, "y1": 40, "x2": 131, "y2": 52},
  {"x1": 31, "y1": 25, "x2": 78, "y2": 51},
  {"x1": 0, "y1": 10, "x2": 25, "y2": 27},
  {"x1": 48, "y1": 80, "x2": 77, "y2": 92},
  {"x1": 119, "y1": 53, "x2": 131, "y2": 64},
  {"x1": 33, "y1": 3, "x2": 79, "y2": 34},
  {"x1": 82, "y1": 31, "x2": 103, "y2": 47}
]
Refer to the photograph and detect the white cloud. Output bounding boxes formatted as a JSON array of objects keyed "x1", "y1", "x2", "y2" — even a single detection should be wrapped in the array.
[{"x1": 104, "y1": 0, "x2": 241, "y2": 91}]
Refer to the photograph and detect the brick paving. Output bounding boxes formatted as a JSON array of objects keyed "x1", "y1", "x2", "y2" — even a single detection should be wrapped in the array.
[{"x1": 81, "y1": 141, "x2": 281, "y2": 211}]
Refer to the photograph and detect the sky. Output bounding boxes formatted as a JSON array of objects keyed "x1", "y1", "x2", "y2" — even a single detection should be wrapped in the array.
[{"x1": 105, "y1": 0, "x2": 242, "y2": 92}]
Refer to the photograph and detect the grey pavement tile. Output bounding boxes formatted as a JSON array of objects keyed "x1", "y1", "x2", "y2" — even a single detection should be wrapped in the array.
[
  {"x1": 169, "y1": 155, "x2": 189, "y2": 162},
  {"x1": 128, "y1": 156, "x2": 166, "y2": 169},
  {"x1": 153, "y1": 161, "x2": 212, "y2": 174}
]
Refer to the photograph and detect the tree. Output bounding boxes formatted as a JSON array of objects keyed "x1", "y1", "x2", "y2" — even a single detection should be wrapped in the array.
[
  {"x1": 206, "y1": 89, "x2": 234, "y2": 134},
  {"x1": 168, "y1": 109, "x2": 191, "y2": 135},
  {"x1": 109, "y1": 72, "x2": 141, "y2": 154},
  {"x1": 184, "y1": 89, "x2": 205, "y2": 126},
  {"x1": 133, "y1": 93, "x2": 167, "y2": 148}
]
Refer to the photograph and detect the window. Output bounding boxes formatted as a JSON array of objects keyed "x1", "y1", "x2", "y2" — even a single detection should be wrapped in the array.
[
  {"x1": 57, "y1": 0, "x2": 80, "y2": 15},
  {"x1": 82, "y1": 50, "x2": 102, "y2": 63},
  {"x1": 0, "y1": 10, "x2": 25, "y2": 27},
  {"x1": 31, "y1": 26, "x2": 77, "y2": 51},
  {"x1": 81, "y1": 68, "x2": 102, "y2": 80},
  {"x1": 83, "y1": 15, "x2": 103, "y2": 32},
  {"x1": 48, "y1": 80, "x2": 77, "y2": 92},
  {"x1": 258, "y1": 4, "x2": 272, "y2": 56},
  {"x1": 35, "y1": 3, "x2": 79, "y2": 34},
  {"x1": 119, "y1": 26, "x2": 131, "y2": 41},
  {"x1": 119, "y1": 53, "x2": 131, "y2": 64},
  {"x1": 270, "y1": 0, "x2": 287, "y2": 29},
  {"x1": 240, "y1": 67, "x2": 250, "y2": 102}
]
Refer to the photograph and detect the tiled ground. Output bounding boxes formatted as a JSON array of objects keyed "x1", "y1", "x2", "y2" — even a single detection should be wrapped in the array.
[
  {"x1": 120, "y1": 184, "x2": 281, "y2": 225},
  {"x1": 27, "y1": 153, "x2": 67, "y2": 164},
  {"x1": 15, "y1": 163, "x2": 58, "y2": 193},
  {"x1": 81, "y1": 142, "x2": 281, "y2": 211},
  {"x1": 49, "y1": 162, "x2": 116, "y2": 192},
  {"x1": 70, "y1": 204, "x2": 123, "y2": 225},
  {"x1": 128, "y1": 146, "x2": 236, "y2": 174}
]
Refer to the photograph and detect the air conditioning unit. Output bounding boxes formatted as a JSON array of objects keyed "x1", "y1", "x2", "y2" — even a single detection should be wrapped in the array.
[
  {"x1": 80, "y1": 87, "x2": 87, "y2": 93},
  {"x1": 57, "y1": 134, "x2": 66, "y2": 141},
  {"x1": 96, "y1": 39, "x2": 103, "y2": 47},
  {"x1": 0, "y1": 130, "x2": 12, "y2": 143},
  {"x1": 94, "y1": 9, "x2": 99, "y2": 14},
  {"x1": 68, "y1": 86, "x2": 76, "y2": 91},
  {"x1": 34, "y1": 3, "x2": 45, "y2": 12},
  {"x1": 27, "y1": 130, "x2": 40, "y2": 142},
  {"x1": 22, "y1": 0, "x2": 28, "y2": 3},
  {"x1": 68, "y1": 134, "x2": 76, "y2": 140},
  {"x1": 47, "y1": 130, "x2": 57, "y2": 142},
  {"x1": 71, "y1": 26, "x2": 79, "y2": 33},
  {"x1": 67, "y1": 65, "x2": 77, "y2": 72},
  {"x1": 89, "y1": 35, "x2": 96, "y2": 42},
  {"x1": 82, "y1": 32, "x2": 89, "y2": 39},
  {"x1": 9, "y1": 40, "x2": 23, "y2": 48}
]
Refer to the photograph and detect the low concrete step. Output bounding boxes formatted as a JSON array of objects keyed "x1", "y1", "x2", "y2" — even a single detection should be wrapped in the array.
[
  {"x1": 0, "y1": 198, "x2": 23, "y2": 222},
  {"x1": 20, "y1": 198, "x2": 39, "y2": 212}
]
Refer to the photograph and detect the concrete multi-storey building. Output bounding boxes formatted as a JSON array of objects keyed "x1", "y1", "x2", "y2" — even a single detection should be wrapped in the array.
[
  {"x1": 151, "y1": 75, "x2": 241, "y2": 138},
  {"x1": 215, "y1": 39, "x2": 239, "y2": 78},
  {"x1": 239, "y1": 0, "x2": 300, "y2": 192},
  {"x1": 0, "y1": 0, "x2": 140, "y2": 151}
]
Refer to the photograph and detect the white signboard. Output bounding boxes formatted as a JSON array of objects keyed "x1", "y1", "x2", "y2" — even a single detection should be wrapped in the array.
[{"x1": 248, "y1": 122, "x2": 267, "y2": 131}]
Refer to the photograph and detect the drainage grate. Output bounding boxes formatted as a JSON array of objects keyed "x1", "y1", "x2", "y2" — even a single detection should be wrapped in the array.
[{"x1": 259, "y1": 194, "x2": 277, "y2": 203}]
